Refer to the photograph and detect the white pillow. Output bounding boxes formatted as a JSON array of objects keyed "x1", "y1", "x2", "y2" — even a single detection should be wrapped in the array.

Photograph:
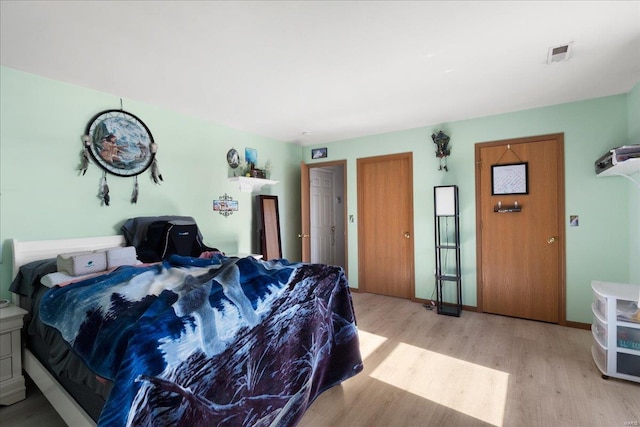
[
  {"x1": 96, "y1": 246, "x2": 138, "y2": 269},
  {"x1": 41, "y1": 271, "x2": 105, "y2": 288},
  {"x1": 46, "y1": 246, "x2": 139, "y2": 287},
  {"x1": 57, "y1": 251, "x2": 107, "y2": 276}
]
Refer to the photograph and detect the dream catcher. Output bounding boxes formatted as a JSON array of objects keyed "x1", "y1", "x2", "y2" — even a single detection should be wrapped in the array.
[
  {"x1": 431, "y1": 130, "x2": 451, "y2": 171},
  {"x1": 79, "y1": 108, "x2": 163, "y2": 206}
]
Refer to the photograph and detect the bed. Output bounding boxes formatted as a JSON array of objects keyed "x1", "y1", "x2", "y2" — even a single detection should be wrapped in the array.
[{"x1": 10, "y1": 234, "x2": 363, "y2": 426}]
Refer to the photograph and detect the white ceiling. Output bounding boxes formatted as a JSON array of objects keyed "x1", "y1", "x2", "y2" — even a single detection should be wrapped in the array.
[{"x1": 1, "y1": 1, "x2": 639, "y2": 146}]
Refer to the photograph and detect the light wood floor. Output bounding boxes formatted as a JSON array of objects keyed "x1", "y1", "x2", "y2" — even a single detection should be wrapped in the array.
[{"x1": 2, "y1": 292, "x2": 638, "y2": 427}]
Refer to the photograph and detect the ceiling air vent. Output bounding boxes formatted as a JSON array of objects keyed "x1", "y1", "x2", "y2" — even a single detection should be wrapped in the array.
[{"x1": 547, "y1": 42, "x2": 573, "y2": 64}]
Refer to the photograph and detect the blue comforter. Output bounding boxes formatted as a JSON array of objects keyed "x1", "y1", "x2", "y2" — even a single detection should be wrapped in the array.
[{"x1": 40, "y1": 255, "x2": 362, "y2": 426}]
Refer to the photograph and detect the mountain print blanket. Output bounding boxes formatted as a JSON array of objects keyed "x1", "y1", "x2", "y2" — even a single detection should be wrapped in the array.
[{"x1": 39, "y1": 255, "x2": 363, "y2": 426}]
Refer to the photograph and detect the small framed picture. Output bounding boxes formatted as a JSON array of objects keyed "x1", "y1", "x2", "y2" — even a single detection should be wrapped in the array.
[
  {"x1": 311, "y1": 147, "x2": 328, "y2": 159},
  {"x1": 569, "y1": 215, "x2": 579, "y2": 227},
  {"x1": 226, "y1": 148, "x2": 240, "y2": 168},
  {"x1": 213, "y1": 200, "x2": 238, "y2": 211},
  {"x1": 245, "y1": 147, "x2": 257, "y2": 165},
  {"x1": 491, "y1": 162, "x2": 528, "y2": 195},
  {"x1": 213, "y1": 194, "x2": 239, "y2": 217}
]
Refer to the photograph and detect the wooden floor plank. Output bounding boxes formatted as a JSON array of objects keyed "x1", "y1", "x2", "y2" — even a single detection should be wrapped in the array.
[{"x1": 301, "y1": 292, "x2": 639, "y2": 427}]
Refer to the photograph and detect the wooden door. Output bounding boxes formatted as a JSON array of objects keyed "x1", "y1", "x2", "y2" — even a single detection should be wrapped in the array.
[
  {"x1": 358, "y1": 153, "x2": 414, "y2": 299},
  {"x1": 301, "y1": 160, "x2": 347, "y2": 267},
  {"x1": 310, "y1": 168, "x2": 336, "y2": 264},
  {"x1": 475, "y1": 134, "x2": 565, "y2": 323}
]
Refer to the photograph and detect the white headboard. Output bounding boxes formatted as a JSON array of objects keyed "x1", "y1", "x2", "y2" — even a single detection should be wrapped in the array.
[{"x1": 11, "y1": 235, "x2": 126, "y2": 280}]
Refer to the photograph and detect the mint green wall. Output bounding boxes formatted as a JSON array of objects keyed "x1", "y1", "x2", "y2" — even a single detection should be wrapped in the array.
[
  {"x1": 0, "y1": 66, "x2": 302, "y2": 297},
  {"x1": 2, "y1": 65, "x2": 636, "y2": 323},
  {"x1": 627, "y1": 82, "x2": 640, "y2": 284},
  {"x1": 304, "y1": 93, "x2": 635, "y2": 323}
]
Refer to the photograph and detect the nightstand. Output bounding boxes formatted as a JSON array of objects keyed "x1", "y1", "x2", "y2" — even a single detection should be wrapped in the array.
[{"x1": 0, "y1": 303, "x2": 28, "y2": 405}]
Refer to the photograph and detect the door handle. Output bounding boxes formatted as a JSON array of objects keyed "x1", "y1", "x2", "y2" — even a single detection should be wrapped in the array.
[
  {"x1": 404, "y1": 232, "x2": 411, "y2": 239},
  {"x1": 547, "y1": 236, "x2": 557, "y2": 244},
  {"x1": 298, "y1": 234, "x2": 310, "y2": 238}
]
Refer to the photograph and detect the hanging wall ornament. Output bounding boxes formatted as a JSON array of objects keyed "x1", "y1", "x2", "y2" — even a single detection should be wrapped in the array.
[
  {"x1": 431, "y1": 130, "x2": 451, "y2": 171},
  {"x1": 98, "y1": 171, "x2": 110, "y2": 206},
  {"x1": 80, "y1": 107, "x2": 162, "y2": 205},
  {"x1": 79, "y1": 135, "x2": 91, "y2": 175},
  {"x1": 131, "y1": 176, "x2": 139, "y2": 204},
  {"x1": 150, "y1": 145, "x2": 163, "y2": 184}
]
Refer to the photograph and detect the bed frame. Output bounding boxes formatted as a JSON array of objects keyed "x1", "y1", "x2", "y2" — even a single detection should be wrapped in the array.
[{"x1": 11, "y1": 235, "x2": 126, "y2": 427}]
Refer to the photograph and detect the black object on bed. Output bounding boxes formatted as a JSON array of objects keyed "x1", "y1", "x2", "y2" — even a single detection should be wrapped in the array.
[{"x1": 121, "y1": 216, "x2": 219, "y2": 262}]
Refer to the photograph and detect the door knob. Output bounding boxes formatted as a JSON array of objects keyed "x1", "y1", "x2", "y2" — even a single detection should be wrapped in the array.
[
  {"x1": 298, "y1": 234, "x2": 310, "y2": 238},
  {"x1": 404, "y1": 232, "x2": 411, "y2": 239},
  {"x1": 547, "y1": 236, "x2": 557, "y2": 244}
]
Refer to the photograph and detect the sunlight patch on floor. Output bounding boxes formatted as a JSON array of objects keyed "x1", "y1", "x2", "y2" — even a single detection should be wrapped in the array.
[
  {"x1": 357, "y1": 329, "x2": 388, "y2": 361},
  {"x1": 369, "y1": 342, "x2": 508, "y2": 427}
]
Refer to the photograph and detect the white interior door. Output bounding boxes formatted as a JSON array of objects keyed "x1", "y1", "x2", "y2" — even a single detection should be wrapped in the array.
[{"x1": 310, "y1": 168, "x2": 335, "y2": 265}]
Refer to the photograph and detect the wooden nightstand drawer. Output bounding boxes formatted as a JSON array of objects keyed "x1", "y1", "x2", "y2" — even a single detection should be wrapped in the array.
[
  {"x1": 0, "y1": 332, "x2": 12, "y2": 358},
  {"x1": 0, "y1": 303, "x2": 28, "y2": 405}
]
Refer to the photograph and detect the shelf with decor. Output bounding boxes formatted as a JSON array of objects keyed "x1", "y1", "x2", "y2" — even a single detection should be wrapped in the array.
[
  {"x1": 229, "y1": 177, "x2": 278, "y2": 193},
  {"x1": 594, "y1": 145, "x2": 640, "y2": 188},
  {"x1": 596, "y1": 157, "x2": 640, "y2": 177}
]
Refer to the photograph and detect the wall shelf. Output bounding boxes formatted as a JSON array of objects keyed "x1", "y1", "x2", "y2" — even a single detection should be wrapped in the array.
[
  {"x1": 596, "y1": 157, "x2": 640, "y2": 176},
  {"x1": 229, "y1": 177, "x2": 278, "y2": 192},
  {"x1": 596, "y1": 156, "x2": 640, "y2": 189}
]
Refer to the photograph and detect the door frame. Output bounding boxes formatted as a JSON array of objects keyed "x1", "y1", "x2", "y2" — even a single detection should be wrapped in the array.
[
  {"x1": 301, "y1": 160, "x2": 348, "y2": 274},
  {"x1": 474, "y1": 133, "x2": 566, "y2": 324}
]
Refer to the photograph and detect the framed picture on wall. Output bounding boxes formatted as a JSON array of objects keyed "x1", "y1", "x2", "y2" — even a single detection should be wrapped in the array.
[
  {"x1": 311, "y1": 147, "x2": 328, "y2": 159},
  {"x1": 213, "y1": 193, "x2": 238, "y2": 217},
  {"x1": 491, "y1": 162, "x2": 528, "y2": 195},
  {"x1": 245, "y1": 148, "x2": 258, "y2": 166}
]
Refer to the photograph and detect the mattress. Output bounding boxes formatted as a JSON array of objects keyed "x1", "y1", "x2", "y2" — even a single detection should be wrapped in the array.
[{"x1": 28, "y1": 285, "x2": 111, "y2": 421}]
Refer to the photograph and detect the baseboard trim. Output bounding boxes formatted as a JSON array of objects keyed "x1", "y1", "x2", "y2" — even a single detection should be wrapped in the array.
[
  {"x1": 565, "y1": 320, "x2": 591, "y2": 330},
  {"x1": 412, "y1": 296, "x2": 591, "y2": 330}
]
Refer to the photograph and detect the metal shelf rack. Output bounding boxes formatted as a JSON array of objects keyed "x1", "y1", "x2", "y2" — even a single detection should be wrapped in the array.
[{"x1": 434, "y1": 185, "x2": 462, "y2": 316}]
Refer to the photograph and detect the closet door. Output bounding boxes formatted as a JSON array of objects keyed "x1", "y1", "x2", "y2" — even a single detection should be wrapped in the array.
[
  {"x1": 357, "y1": 152, "x2": 414, "y2": 299},
  {"x1": 475, "y1": 134, "x2": 565, "y2": 323}
]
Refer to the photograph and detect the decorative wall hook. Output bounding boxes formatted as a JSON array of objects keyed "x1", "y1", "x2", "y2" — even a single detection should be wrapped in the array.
[{"x1": 431, "y1": 131, "x2": 451, "y2": 171}]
